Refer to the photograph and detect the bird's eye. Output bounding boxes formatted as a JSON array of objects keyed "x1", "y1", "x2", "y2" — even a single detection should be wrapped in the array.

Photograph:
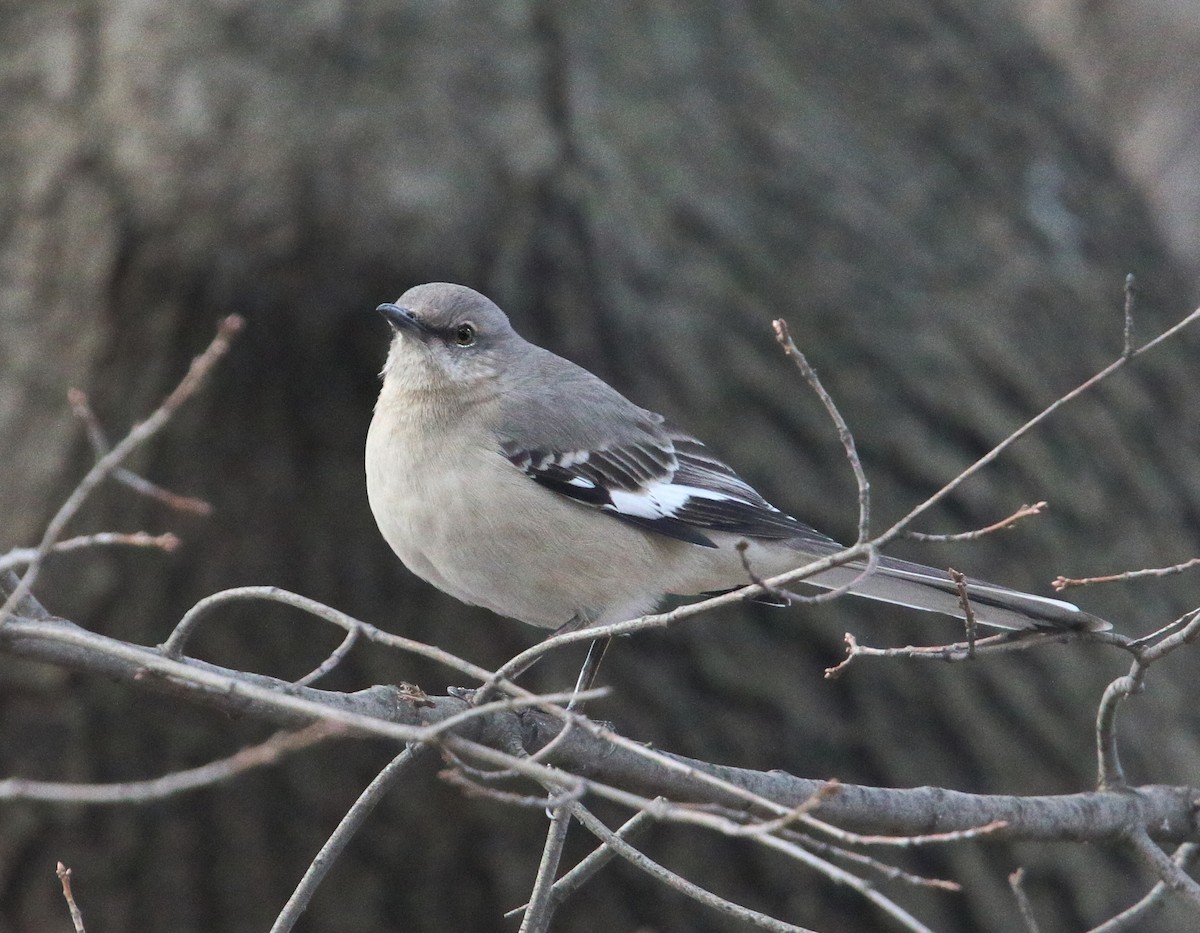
[{"x1": 453, "y1": 323, "x2": 476, "y2": 347}]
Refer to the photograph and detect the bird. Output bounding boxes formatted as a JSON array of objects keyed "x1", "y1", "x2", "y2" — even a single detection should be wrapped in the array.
[{"x1": 365, "y1": 282, "x2": 1107, "y2": 637}]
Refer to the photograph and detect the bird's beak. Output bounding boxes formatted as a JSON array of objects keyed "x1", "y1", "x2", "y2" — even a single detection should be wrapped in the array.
[{"x1": 376, "y1": 303, "x2": 433, "y2": 339}]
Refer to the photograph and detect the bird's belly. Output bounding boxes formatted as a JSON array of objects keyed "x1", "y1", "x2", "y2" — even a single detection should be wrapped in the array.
[{"x1": 367, "y1": 419, "x2": 662, "y2": 627}]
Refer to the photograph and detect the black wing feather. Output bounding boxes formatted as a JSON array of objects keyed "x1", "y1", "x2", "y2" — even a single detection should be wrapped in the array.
[{"x1": 500, "y1": 426, "x2": 838, "y2": 549}]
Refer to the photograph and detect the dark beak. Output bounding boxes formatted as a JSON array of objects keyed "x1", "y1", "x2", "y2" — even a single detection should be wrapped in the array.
[{"x1": 376, "y1": 302, "x2": 433, "y2": 337}]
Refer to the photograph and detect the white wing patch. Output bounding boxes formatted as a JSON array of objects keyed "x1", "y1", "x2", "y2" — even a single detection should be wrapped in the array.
[
  {"x1": 501, "y1": 428, "x2": 814, "y2": 547},
  {"x1": 605, "y1": 483, "x2": 744, "y2": 521}
]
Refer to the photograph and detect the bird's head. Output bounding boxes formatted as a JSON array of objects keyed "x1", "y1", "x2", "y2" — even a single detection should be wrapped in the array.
[{"x1": 375, "y1": 283, "x2": 521, "y2": 396}]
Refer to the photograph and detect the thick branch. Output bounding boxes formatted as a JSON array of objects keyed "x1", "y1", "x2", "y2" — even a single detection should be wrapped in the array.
[
  {"x1": 4, "y1": 607, "x2": 1197, "y2": 847},
  {"x1": 520, "y1": 709, "x2": 1200, "y2": 844}
]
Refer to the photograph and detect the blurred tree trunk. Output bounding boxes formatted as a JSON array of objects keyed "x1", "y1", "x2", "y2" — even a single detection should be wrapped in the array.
[
  {"x1": 2, "y1": 1, "x2": 1197, "y2": 930},
  {"x1": 1014, "y1": 0, "x2": 1200, "y2": 289}
]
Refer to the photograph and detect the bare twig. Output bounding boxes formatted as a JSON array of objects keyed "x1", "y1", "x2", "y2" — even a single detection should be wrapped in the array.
[
  {"x1": 505, "y1": 809, "x2": 657, "y2": 920},
  {"x1": 160, "y1": 585, "x2": 496, "y2": 685},
  {"x1": 292, "y1": 627, "x2": 359, "y2": 687},
  {"x1": 723, "y1": 780, "x2": 842, "y2": 837},
  {"x1": 1123, "y1": 273, "x2": 1137, "y2": 359},
  {"x1": 1096, "y1": 672, "x2": 1139, "y2": 789},
  {"x1": 949, "y1": 568, "x2": 978, "y2": 657},
  {"x1": 877, "y1": 305, "x2": 1200, "y2": 559},
  {"x1": 68, "y1": 389, "x2": 213, "y2": 515},
  {"x1": 907, "y1": 502, "x2": 1047, "y2": 542},
  {"x1": 736, "y1": 540, "x2": 881, "y2": 607},
  {"x1": 782, "y1": 831, "x2": 960, "y2": 890},
  {"x1": 441, "y1": 770, "x2": 585, "y2": 809},
  {"x1": 1089, "y1": 843, "x2": 1200, "y2": 933},
  {"x1": 1054, "y1": 557, "x2": 1200, "y2": 592},
  {"x1": 521, "y1": 805, "x2": 576, "y2": 933},
  {"x1": 0, "y1": 532, "x2": 180, "y2": 572},
  {"x1": 270, "y1": 745, "x2": 431, "y2": 933},
  {"x1": 805, "y1": 818, "x2": 1010, "y2": 848},
  {"x1": 0, "y1": 724, "x2": 341, "y2": 803},
  {"x1": 825, "y1": 630, "x2": 1068, "y2": 679},
  {"x1": 448, "y1": 736, "x2": 934, "y2": 933},
  {"x1": 570, "y1": 803, "x2": 818, "y2": 933},
  {"x1": 520, "y1": 641, "x2": 610, "y2": 933},
  {"x1": 1097, "y1": 609, "x2": 1200, "y2": 789},
  {"x1": 773, "y1": 318, "x2": 870, "y2": 544},
  {"x1": 424, "y1": 686, "x2": 609, "y2": 749},
  {"x1": 1009, "y1": 867, "x2": 1042, "y2": 933},
  {"x1": 0, "y1": 314, "x2": 243, "y2": 624},
  {"x1": 1124, "y1": 612, "x2": 1197, "y2": 651},
  {"x1": 56, "y1": 862, "x2": 86, "y2": 933},
  {"x1": 746, "y1": 830, "x2": 934, "y2": 933},
  {"x1": 1124, "y1": 827, "x2": 1200, "y2": 911}
]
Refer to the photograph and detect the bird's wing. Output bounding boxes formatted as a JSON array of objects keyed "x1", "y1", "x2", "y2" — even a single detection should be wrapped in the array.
[
  {"x1": 501, "y1": 423, "x2": 834, "y2": 549},
  {"x1": 489, "y1": 352, "x2": 1106, "y2": 632}
]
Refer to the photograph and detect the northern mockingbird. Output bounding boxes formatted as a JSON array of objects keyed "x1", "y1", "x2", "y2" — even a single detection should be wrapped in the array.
[{"x1": 366, "y1": 283, "x2": 1106, "y2": 635}]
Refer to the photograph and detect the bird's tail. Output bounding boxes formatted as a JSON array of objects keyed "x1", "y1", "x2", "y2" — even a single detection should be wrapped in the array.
[{"x1": 799, "y1": 549, "x2": 1109, "y2": 632}]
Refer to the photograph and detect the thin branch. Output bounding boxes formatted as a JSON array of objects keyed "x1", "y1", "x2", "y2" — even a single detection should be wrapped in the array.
[
  {"x1": 270, "y1": 744, "x2": 431, "y2": 933},
  {"x1": 1096, "y1": 672, "x2": 1140, "y2": 789},
  {"x1": 1089, "y1": 843, "x2": 1200, "y2": 933},
  {"x1": 773, "y1": 318, "x2": 871, "y2": 544},
  {"x1": 907, "y1": 502, "x2": 1047, "y2": 542},
  {"x1": 519, "y1": 641, "x2": 609, "y2": 933},
  {"x1": 505, "y1": 809, "x2": 657, "y2": 920},
  {"x1": 722, "y1": 780, "x2": 842, "y2": 837},
  {"x1": 1123, "y1": 272, "x2": 1137, "y2": 359},
  {"x1": 159, "y1": 585, "x2": 497, "y2": 686},
  {"x1": 748, "y1": 830, "x2": 935, "y2": 933},
  {"x1": 292, "y1": 627, "x2": 359, "y2": 687},
  {"x1": 781, "y1": 831, "x2": 960, "y2": 891},
  {"x1": 950, "y1": 568, "x2": 978, "y2": 657},
  {"x1": 446, "y1": 737, "x2": 943, "y2": 933},
  {"x1": 804, "y1": 817, "x2": 1010, "y2": 848},
  {"x1": 441, "y1": 770, "x2": 585, "y2": 809},
  {"x1": 1009, "y1": 867, "x2": 1042, "y2": 933},
  {"x1": 56, "y1": 862, "x2": 86, "y2": 933},
  {"x1": 1097, "y1": 609, "x2": 1200, "y2": 788},
  {"x1": 569, "y1": 803, "x2": 817, "y2": 933},
  {"x1": 876, "y1": 305, "x2": 1200, "y2": 555},
  {"x1": 825, "y1": 630, "x2": 1070, "y2": 679},
  {"x1": 68, "y1": 388, "x2": 213, "y2": 515},
  {"x1": 0, "y1": 532, "x2": 180, "y2": 572},
  {"x1": 0, "y1": 723, "x2": 341, "y2": 803},
  {"x1": 1134, "y1": 606, "x2": 1200, "y2": 665},
  {"x1": 1125, "y1": 827, "x2": 1200, "y2": 911},
  {"x1": 736, "y1": 540, "x2": 880, "y2": 607},
  {"x1": 1124, "y1": 612, "x2": 1198, "y2": 651},
  {"x1": 1054, "y1": 557, "x2": 1200, "y2": 592},
  {"x1": 520, "y1": 805, "x2": 576, "y2": 933},
  {"x1": 0, "y1": 314, "x2": 243, "y2": 624}
]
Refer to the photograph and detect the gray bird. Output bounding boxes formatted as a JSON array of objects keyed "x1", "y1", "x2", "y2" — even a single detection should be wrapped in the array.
[{"x1": 365, "y1": 283, "x2": 1107, "y2": 635}]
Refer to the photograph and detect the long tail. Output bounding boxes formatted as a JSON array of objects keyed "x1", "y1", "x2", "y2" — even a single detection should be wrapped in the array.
[{"x1": 805, "y1": 551, "x2": 1109, "y2": 632}]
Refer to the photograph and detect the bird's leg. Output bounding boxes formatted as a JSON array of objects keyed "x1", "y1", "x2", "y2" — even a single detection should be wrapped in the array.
[
  {"x1": 486, "y1": 610, "x2": 607, "y2": 689},
  {"x1": 569, "y1": 636, "x2": 612, "y2": 705},
  {"x1": 553, "y1": 610, "x2": 611, "y2": 702}
]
